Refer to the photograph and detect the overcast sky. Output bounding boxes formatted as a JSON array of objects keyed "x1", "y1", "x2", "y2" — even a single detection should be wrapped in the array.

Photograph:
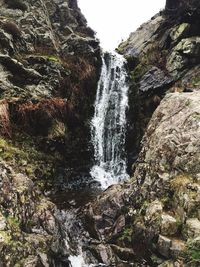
[{"x1": 78, "y1": 0, "x2": 166, "y2": 51}]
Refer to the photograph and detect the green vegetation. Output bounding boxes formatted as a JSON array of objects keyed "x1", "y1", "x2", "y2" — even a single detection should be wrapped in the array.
[
  {"x1": 119, "y1": 227, "x2": 133, "y2": 243},
  {"x1": 184, "y1": 240, "x2": 200, "y2": 266},
  {"x1": 0, "y1": 132, "x2": 61, "y2": 186},
  {"x1": 192, "y1": 76, "x2": 200, "y2": 87}
]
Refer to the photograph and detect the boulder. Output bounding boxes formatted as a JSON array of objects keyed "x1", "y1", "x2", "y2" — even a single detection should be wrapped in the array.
[
  {"x1": 84, "y1": 184, "x2": 127, "y2": 241},
  {"x1": 167, "y1": 37, "x2": 200, "y2": 75},
  {"x1": 157, "y1": 235, "x2": 172, "y2": 258},
  {"x1": 118, "y1": 15, "x2": 164, "y2": 57},
  {"x1": 184, "y1": 218, "x2": 200, "y2": 238},
  {"x1": 170, "y1": 239, "x2": 186, "y2": 258},
  {"x1": 145, "y1": 200, "x2": 163, "y2": 221},
  {"x1": 161, "y1": 214, "x2": 178, "y2": 236},
  {"x1": 139, "y1": 67, "x2": 173, "y2": 95}
]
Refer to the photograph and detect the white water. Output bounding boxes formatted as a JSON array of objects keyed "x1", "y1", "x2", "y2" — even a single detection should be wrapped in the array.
[{"x1": 91, "y1": 52, "x2": 129, "y2": 189}]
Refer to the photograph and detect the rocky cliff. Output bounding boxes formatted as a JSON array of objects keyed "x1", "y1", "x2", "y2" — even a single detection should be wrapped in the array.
[
  {"x1": 83, "y1": 0, "x2": 200, "y2": 266},
  {"x1": 118, "y1": 0, "x2": 200, "y2": 169},
  {"x1": 0, "y1": 0, "x2": 200, "y2": 266},
  {"x1": 0, "y1": 0, "x2": 101, "y2": 265}
]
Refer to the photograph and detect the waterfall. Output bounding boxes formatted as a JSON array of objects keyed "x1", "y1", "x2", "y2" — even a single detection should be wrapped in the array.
[{"x1": 91, "y1": 52, "x2": 129, "y2": 189}]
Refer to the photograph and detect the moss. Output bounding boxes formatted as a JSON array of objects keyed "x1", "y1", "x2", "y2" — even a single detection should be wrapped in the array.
[
  {"x1": 0, "y1": 131, "x2": 62, "y2": 190},
  {"x1": 46, "y1": 55, "x2": 60, "y2": 63},
  {"x1": 184, "y1": 240, "x2": 200, "y2": 266},
  {"x1": 117, "y1": 39, "x2": 129, "y2": 54},
  {"x1": 6, "y1": 216, "x2": 21, "y2": 231},
  {"x1": 192, "y1": 76, "x2": 200, "y2": 87},
  {"x1": 170, "y1": 174, "x2": 192, "y2": 192},
  {"x1": 0, "y1": 231, "x2": 11, "y2": 244},
  {"x1": 119, "y1": 227, "x2": 133, "y2": 243},
  {"x1": 130, "y1": 63, "x2": 151, "y2": 83}
]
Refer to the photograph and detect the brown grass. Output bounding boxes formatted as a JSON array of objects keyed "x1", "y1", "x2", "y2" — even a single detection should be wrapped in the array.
[
  {"x1": 16, "y1": 98, "x2": 68, "y2": 125},
  {"x1": 0, "y1": 100, "x2": 12, "y2": 138},
  {"x1": 61, "y1": 55, "x2": 96, "y2": 81}
]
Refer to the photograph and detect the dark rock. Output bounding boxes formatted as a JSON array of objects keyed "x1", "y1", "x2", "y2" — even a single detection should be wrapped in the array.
[{"x1": 139, "y1": 67, "x2": 173, "y2": 95}]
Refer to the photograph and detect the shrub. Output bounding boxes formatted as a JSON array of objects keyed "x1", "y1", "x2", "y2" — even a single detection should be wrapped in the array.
[
  {"x1": 14, "y1": 98, "x2": 69, "y2": 136},
  {"x1": 184, "y1": 240, "x2": 200, "y2": 265}
]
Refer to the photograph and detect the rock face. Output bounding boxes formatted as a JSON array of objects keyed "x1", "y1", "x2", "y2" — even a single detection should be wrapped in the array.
[
  {"x1": 0, "y1": 160, "x2": 57, "y2": 266},
  {"x1": 86, "y1": 91, "x2": 200, "y2": 266},
  {"x1": 84, "y1": 1, "x2": 200, "y2": 266},
  {"x1": 118, "y1": 0, "x2": 200, "y2": 169},
  {"x1": 0, "y1": 0, "x2": 101, "y2": 265},
  {"x1": 0, "y1": 0, "x2": 101, "y2": 169}
]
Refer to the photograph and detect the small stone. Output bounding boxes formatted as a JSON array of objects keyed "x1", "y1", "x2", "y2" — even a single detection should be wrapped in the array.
[
  {"x1": 158, "y1": 260, "x2": 174, "y2": 267},
  {"x1": 0, "y1": 214, "x2": 6, "y2": 231},
  {"x1": 161, "y1": 214, "x2": 178, "y2": 236},
  {"x1": 157, "y1": 235, "x2": 172, "y2": 258},
  {"x1": 0, "y1": 232, "x2": 9, "y2": 252},
  {"x1": 184, "y1": 218, "x2": 200, "y2": 238},
  {"x1": 170, "y1": 239, "x2": 186, "y2": 258},
  {"x1": 145, "y1": 200, "x2": 163, "y2": 221}
]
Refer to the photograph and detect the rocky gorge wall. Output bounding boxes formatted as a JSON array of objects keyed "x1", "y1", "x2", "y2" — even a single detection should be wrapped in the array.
[
  {"x1": 0, "y1": 0, "x2": 200, "y2": 266},
  {"x1": 82, "y1": 0, "x2": 200, "y2": 266},
  {"x1": 118, "y1": 0, "x2": 200, "y2": 169},
  {"x1": 0, "y1": 0, "x2": 101, "y2": 265}
]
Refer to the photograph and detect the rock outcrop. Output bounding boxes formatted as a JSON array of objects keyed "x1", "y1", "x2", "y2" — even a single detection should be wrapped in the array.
[
  {"x1": 0, "y1": 0, "x2": 101, "y2": 265},
  {"x1": 83, "y1": 0, "x2": 200, "y2": 266},
  {"x1": 85, "y1": 91, "x2": 200, "y2": 266},
  {"x1": 118, "y1": 0, "x2": 200, "y2": 169}
]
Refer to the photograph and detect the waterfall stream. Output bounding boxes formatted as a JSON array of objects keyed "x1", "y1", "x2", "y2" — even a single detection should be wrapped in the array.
[
  {"x1": 58, "y1": 52, "x2": 130, "y2": 267},
  {"x1": 91, "y1": 52, "x2": 129, "y2": 189}
]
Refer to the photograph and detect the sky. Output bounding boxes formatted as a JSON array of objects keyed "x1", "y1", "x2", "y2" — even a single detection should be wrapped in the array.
[{"x1": 78, "y1": 0, "x2": 166, "y2": 51}]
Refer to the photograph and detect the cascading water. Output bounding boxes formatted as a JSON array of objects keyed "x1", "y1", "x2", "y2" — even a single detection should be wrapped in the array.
[
  {"x1": 91, "y1": 52, "x2": 129, "y2": 189},
  {"x1": 57, "y1": 52, "x2": 130, "y2": 267}
]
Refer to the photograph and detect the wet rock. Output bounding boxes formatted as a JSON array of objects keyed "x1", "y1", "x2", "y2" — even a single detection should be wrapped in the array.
[
  {"x1": 110, "y1": 245, "x2": 135, "y2": 261},
  {"x1": 84, "y1": 184, "x2": 127, "y2": 241},
  {"x1": 157, "y1": 235, "x2": 172, "y2": 258},
  {"x1": 139, "y1": 67, "x2": 173, "y2": 95},
  {"x1": 112, "y1": 215, "x2": 126, "y2": 237},
  {"x1": 90, "y1": 243, "x2": 115, "y2": 266},
  {"x1": 161, "y1": 214, "x2": 178, "y2": 236},
  {"x1": 0, "y1": 54, "x2": 42, "y2": 82}
]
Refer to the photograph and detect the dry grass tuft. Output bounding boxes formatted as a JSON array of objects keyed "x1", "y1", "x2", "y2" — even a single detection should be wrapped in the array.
[{"x1": 0, "y1": 100, "x2": 12, "y2": 138}]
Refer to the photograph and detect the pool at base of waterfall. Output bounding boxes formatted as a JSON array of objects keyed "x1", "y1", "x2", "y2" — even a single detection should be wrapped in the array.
[{"x1": 90, "y1": 164, "x2": 129, "y2": 189}]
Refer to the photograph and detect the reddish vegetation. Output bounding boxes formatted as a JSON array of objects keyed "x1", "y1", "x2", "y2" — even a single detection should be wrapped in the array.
[
  {"x1": 0, "y1": 100, "x2": 12, "y2": 138},
  {"x1": 16, "y1": 98, "x2": 68, "y2": 122},
  {"x1": 13, "y1": 98, "x2": 73, "y2": 135},
  {"x1": 62, "y1": 55, "x2": 96, "y2": 81}
]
